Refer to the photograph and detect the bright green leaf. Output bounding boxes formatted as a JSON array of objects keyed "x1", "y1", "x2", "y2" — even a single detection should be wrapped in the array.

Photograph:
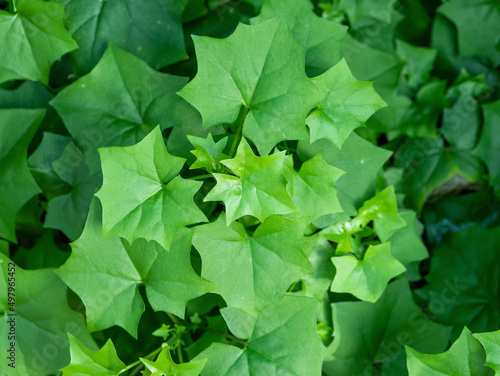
[
  {"x1": 178, "y1": 16, "x2": 320, "y2": 155},
  {"x1": 193, "y1": 213, "x2": 312, "y2": 316},
  {"x1": 50, "y1": 44, "x2": 196, "y2": 174},
  {"x1": 188, "y1": 134, "x2": 228, "y2": 173},
  {"x1": 196, "y1": 295, "x2": 326, "y2": 376},
  {"x1": 298, "y1": 133, "x2": 392, "y2": 216},
  {"x1": 61, "y1": 334, "x2": 126, "y2": 376},
  {"x1": 0, "y1": 254, "x2": 96, "y2": 376},
  {"x1": 307, "y1": 59, "x2": 386, "y2": 148},
  {"x1": 0, "y1": 0, "x2": 77, "y2": 85},
  {"x1": 0, "y1": 109, "x2": 44, "y2": 243},
  {"x1": 474, "y1": 330, "x2": 500, "y2": 375},
  {"x1": 56, "y1": 199, "x2": 213, "y2": 336},
  {"x1": 287, "y1": 152, "x2": 344, "y2": 220},
  {"x1": 251, "y1": 0, "x2": 347, "y2": 77},
  {"x1": 96, "y1": 126, "x2": 207, "y2": 249},
  {"x1": 331, "y1": 242, "x2": 406, "y2": 302},
  {"x1": 205, "y1": 138, "x2": 297, "y2": 224},
  {"x1": 406, "y1": 327, "x2": 493, "y2": 376},
  {"x1": 140, "y1": 347, "x2": 206, "y2": 376}
]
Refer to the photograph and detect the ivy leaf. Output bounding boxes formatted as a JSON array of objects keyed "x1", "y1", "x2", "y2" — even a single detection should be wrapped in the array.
[
  {"x1": 331, "y1": 242, "x2": 406, "y2": 302},
  {"x1": 323, "y1": 278, "x2": 451, "y2": 376},
  {"x1": 188, "y1": 134, "x2": 229, "y2": 173},
  {"x1": 60, "y1": 0, "x2": 188, "y2": 73},
  {"x1": 0, "y1": 109, "x2": 45, "y2": 243},
  {"x1": 387, "y1": 210, "x2": 428, "y2": 268},
  {"x1": 0, "y1": 81, "x2": 53, "y2": 109},
  {"x1": 474, "y1": 330, "x2": 500, "y2": 375},
  {"x1": 406, "y1": 327, "x2": 493, "y2": 376},
  {"x1": 418, "y1": 225, "x2": 500, "y2": 333},
  {"x1": 306, "y1": 59, "x2": 386, "y2": 149},
  {"x1": 50, "y1": 44, "x2": 196, "y2": 174},
  {"x1": 61, "y1": 334, "x2": 126, "y2": 376},
  {"x1": 473, "y1": 101, "x2": 500, "y2": 196},
  {"x1": 44, "y1": 141, "x2": 101, "y2": 241},
  {"x1": 56, "y1": 199, "x2": 213, "y2": 336},
  {"x1": 205, "y1": 138, "x2": 297, "y2": 224},
  {"x1": 0, "y1": 0, "x2": 77, "y2": 85},
  {"x1": 140, "y1": 347, "x2": 206, "y2": 376},
  {"x1": 192, "y1": 213, "x2": 312, "y2": 316},
  {"x1": 298, "y1": 133, "x2": 392, "y2": 216},
  {"x1": 395, "y1": 40, "x2": 437, "y2": 90},
  {"x1": 0, "y1": 253, "x2": 96, "y2": 376},
  {"x1": 353, "y1": 186, "x2": 406, "y2": 241},
  {"x1": 96, "y1": 126, "x2": 207, "y2": 249},
  {"x1": 178, "y1": 16, "x2": 320, "y2": 155},
  {"x1": 287, "y1": 152, "x2": 344, "y2": 220},
  {"x1": 195, "y1": 296, "x2": 326, "y2": 376},
  {"x1": 438, "y1": 0, "x2": 500, "y2": 66},
  {"x1": 14, "y1": 230, "x2": 69, "y2": 270},
  {"x1": 251, "y1": 0, "x2": 347, "y2": 77},
  {"x1": 28, "y1": 132, "x2": 71, "y2": 200},
  {"x1": 339, "y1": 0, "x2": 397, "y2": 26},
  {"x1": 397, "y1": 137, "x2": 484, "y2": 212}
]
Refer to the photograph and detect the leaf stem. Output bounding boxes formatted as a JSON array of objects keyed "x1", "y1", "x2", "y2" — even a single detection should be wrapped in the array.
[
  {"x1": 229, "y1": 106, "x2": 249, "y2": 157},
  {"x1": 186, "y1": 174, "x2": 213, "y2": 180},
  {"x1": 121, "y1": 346, "x2": 163, "y2": 375},
  {"x1": 167, "y1": 312, "x2": 181, "y2": 326}
]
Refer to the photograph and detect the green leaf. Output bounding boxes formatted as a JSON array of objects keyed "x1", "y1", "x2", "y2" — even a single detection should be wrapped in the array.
[
  {"x1": 96, "y1": 126, "x2": 207, "y2": 249},
  {"x1": 438, "y1": 0, "x2": 500, "y2": 66},
  {"x1": 205, "y1": 138, "x2": 297, "y2": 224},
  {"x1": 188, "y1": 134, "x2": 228, "y2": 173},
  {"x1": 178, "y1": 16, "x2": 320, "y2": 155},
  {"x1": 386, "y1": 210, "x2": 428, "y2": 268},
  {"x1": 0, "y1": 81, "x2": 53, "y2": 109},
  {"x1": 61, "y1": 334, "x2": 126, "y2": 376},
  {"x1": 28, "y1": 132, "x2": 71, "y2": 199},
  {"x1": 406, "y1": 327, "x2": 493, "y2": 376},
  {"x1": 419, "y1": 225, "x2": 500, "y2": 333},
  {"x1": 61, "y1": 0, "x2": 188, "y2": 73},
  {"x1": 323, "y1": 278, "x2": 451, "y2": 376},
  {"x1": 44, "y1": 141, "x2": 101, "y2": 241},
  {"x1": 287, "y1": 152, "x2": 344, "y2": 220},
  {"x1": 195, "y1": 295, "x2": 326, "y2": 376},
  {"x1": 0, "y1": 0, "x2": 77, "y2": 85},
  {"x1": 140, "y1": 347, "x2": 206, "y2": 376},
  {"x1": 0, "y1": 109, "x2": 44, "y2": 242},
  {"x1": 353, "y1": 185, "x2": 406, "y2": 241},
  {"x1": 474, "y1": 330, "x2": 500, "y2": 375},
  {"x1": 14, "y1": 230, "x2": 69, "y2": 269},
  {"x1": 395, "y1": 40, "x2": 437, "y2": 90},
  {"x1": 300, "y1": 233, "x2": 335, "y2": 301},
  {"x1": 298, "y1": 133, "x2": 392, "y2": 216},
  {"x1": 193, "y1": 213, "x2": 312, "y2": 316},
  {"x1": 397, "y1": 137, "x2": 484, "y2": 212},
  {"x1": 251, "y1": 0, "x2": 347, "y2": 77},
  {"x1": 0, "y1": 253, "x2": 96, "y2": 376},
  {"x1": 473, "y1": 101, "x2": 500, "y2": 196},
  {"x1": 56, "y1": 199, "x2": 213, "y2": 336},
  {"x1": 50, "y1": 44, "x2": 196, "y2": 174},
  {"x1": 306, "y1": 59, "x2": 386, "y2": 148},
  {"x1": 339, "y1": 0, "x2": 397, "y2": 26},
  {"x1": 331, "y1": 242, "x2": 406, "y2": 302}
]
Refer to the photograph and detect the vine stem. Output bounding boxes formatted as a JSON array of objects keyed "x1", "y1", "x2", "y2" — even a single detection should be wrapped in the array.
[
  {"x1": 229, "y1": 107, "x2": 249, "y2": 157},
  {"x1": 121, "y1": 346, "x2": 164, "y2": 375},
  {"x1": 186, "y1": 174, "x2": 213, "y2": 180}
]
